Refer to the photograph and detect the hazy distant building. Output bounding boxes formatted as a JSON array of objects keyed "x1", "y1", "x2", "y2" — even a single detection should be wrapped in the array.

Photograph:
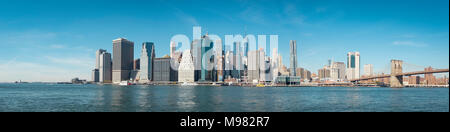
[
  {"x1": 170, "y1": 41, "x2": 176, "y2": 57},
  {"x1": 331, "y1": 62, "x2": 346, "y2": 81},
  {"x1": 99, "y1": 52, "x2": 112, "y2": 83},
  {"x1": 140, "y1": 42, "x2": 155, "y2": 83},
  {"x1": 248, "y1": 50, "x2": 260, "y2": 82},
  {"x1": 178, "y1": 50, "x2": 195, "y2": 83},
  {"x1": 318, "y1": 67, "x2": 331, "y2": 80},
  {"x1": 271, "y1": 48, "x2": 280, "y2": 81},
  {"x1": 112, "y1": 38, "x2": 134, "y2": 83},
  {"x1": 364, "y1": 64, "x2": 373, "y2": 76},
  {"x1": 289, "y1": 40, "x2": 297, "y2": 76},
  {"x1": 232, "y1": 42, "x2": 242, "y2": 80},
  {"x1": 224, "y1": 51, "x2": 234, "y2": 79},
  {"x1": 346, "y1": 52, "x2": 360, "y2": 80},
  {"x1": 215, "y1": 39, "x2": 224, "y2": 82},
  {"x1": 424, "y1": 67, "x2": 437, "y2": 85},
  {"x1": 409, "y1": 76, "x2": 420, "y2": 85}
]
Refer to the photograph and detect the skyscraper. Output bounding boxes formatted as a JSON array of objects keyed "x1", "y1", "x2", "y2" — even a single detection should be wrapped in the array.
[
  {"x1": 215, "y1": 39, "x2": 224, "y2": 82},
  {"x1": 289, "y1": 40, "x2": 297, "y2": 76},
  {"x1": 170, "y1": 41, "x2": 176, "y2": 57},
  {"x1": 178, "y1": 50, "x2": 195, "y2": 83},
  {"x1": 200, "y1": 34, "x2": 214, "y2": 81},
  {"x1": 140, "y1": 42, "x2": 155, "y2": 83},
  {"x1": 92, "y1": 49, "x2": 106, "y2": 82},
  {"x1": 112, "y1": 38, "x2": 134, "y2": 83},
  {"x1": 191, "y1": 39, "x2": 201, "y2": 81},
  {"x1": 99, "y1": 52, "x2": 112, "y2": 83},
  {"x1": 95, "y1": 49, "x2": 107, "y2": 69},
  {"x1": 346, "y1": 52, "x2": 360, "y2": 80},
  {"x1": 248, "y1": 50, "x2": 260, "y2": 82},
  {"x1": 364, "y1": 64, "x2": 373, "y2": 76}
]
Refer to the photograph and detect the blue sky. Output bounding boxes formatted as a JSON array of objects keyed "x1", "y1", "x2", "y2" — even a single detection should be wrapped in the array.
[{"x1": 0, "y1": 0, "x2": 448, "y2": 82}]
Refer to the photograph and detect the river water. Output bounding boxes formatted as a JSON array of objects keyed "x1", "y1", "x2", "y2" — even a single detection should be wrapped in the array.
[{"x1": 0, "y1": 83, "x2": 448, "y2": 112}]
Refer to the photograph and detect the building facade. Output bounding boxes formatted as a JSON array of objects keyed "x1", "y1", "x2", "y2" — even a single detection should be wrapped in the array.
[
  {"x1": 178, "y1": 50, "x2": 196, "y2": 83},
  {"x1": 346, "y1": 52, "x2": 360, "y2": 80},
  {"x1": 112, "y1": 38, "x2": 134, "y2": 83},
  {"x1": 140, "y1": 42, "x2": 155, "y2": 83},
  {"x1": 153, "y1": 57, "x2": 178, "y2": 82},
  {"x1": 364, "y1": 64, "x2": 373, "y2": 76},
  {"x1": 289, "y1": 40, "x2": 297, "y2": 76},
  {"x1": 99, "y1": 52, "x2": 112, "y2": 83}
]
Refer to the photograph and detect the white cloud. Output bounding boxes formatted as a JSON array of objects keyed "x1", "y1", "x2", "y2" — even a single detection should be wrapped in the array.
[
  {"x1": 173, "y1": 8, "x2": 199, "y2": 26},
  {"x1": 392, "y1": 41, "x2": 428, "y2": 47}
]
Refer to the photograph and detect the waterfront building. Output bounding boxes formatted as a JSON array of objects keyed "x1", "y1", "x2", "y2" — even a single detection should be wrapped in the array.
[
  {"x1": 140, "y1": 42, "x2": 155, "y2": 83},
  {"x1": 304, "y1": 70, "x2": 312, "y2": 81},
  {"x1": 178, "y1": 50, "x2": 195, "y2": 83},
  {"x1": 92, "y1": 69, "x2": 99, "y2": 82},
  {"x1": 232, "y1": 42, "x2": 242, "y2": 80},
  {"x1": 170, "y1": 41, "x2": 176, "y2": 58},
  {"x1": 408, "y1": 76, "x2": 420, "y2": 85},
  {"x1": 248, "y1": 50, "x2": 260, "y2": 82},
  {"x1": 215, "y1": 39, "x2": 224, "y2": 82},
  {"x1": 92, "y1": 49, "x2": 107, "y2": 82},
  {"x1": 153, "y1": 56, "x2": 178, "y2": 82},
  {"x1": 330, "y1": 62, "x2": 346, "y2": 82},
  {"x1": 318, "y1": 67, "x2": 331, "y2": 80},
  {"x1": 424, "y1": 67, "x2": 437, "y2": 85},
  {"x1": 95, "y1": 49, "x2": 107, "y2": 69},
  {"x1": 271, "y1": 48, "x2": 280, "y2": 81},
  {"x1": 289, "y1": 40, "x2": 297, "y2": 76},
  {"x1": 296, "y1": 67, "x2": 305, "y2": 79},
  {"x1": 200, "y1": 34, "x2": 214, "y2": 81},
  {"x1": 274, "y1": 76, "x2": 301, "y2": 85},
  {"x1": 260, "y1": 56, "x2": 272, "y2": 82},
  {"x1": 99, "y1": 52, "x2": 112, "y2": 83},
  {"x1": 133, "y1": 59, "x2": 140, "y2": 70},
  {"x1": 112, "y1": 38, "x2": 134, "y2": 83},
  {"x1": 191, "y1": 39, "x2": 202, "y2": 81},
  {"x1": 346, "y1": 52, "x2": 360, "y2": 80},
  {"x1": 364, "y1": 64, "x2": 373, "y2": 76}
]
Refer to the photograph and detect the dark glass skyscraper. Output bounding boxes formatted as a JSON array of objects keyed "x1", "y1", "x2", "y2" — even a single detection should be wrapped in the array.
[
  {"x1": 112, "y1": 38, "x2": 134, "y2": 83},
  {"x1": 290, "y1": 40, "x2": 297, "y2": 76}
]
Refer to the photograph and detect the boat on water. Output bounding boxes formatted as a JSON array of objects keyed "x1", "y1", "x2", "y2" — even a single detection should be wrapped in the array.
[
  {"x1": 119, "y1": 81, "x2": 133, "y2": 86},
  {"x1": 181, "y1": 82, "x2": 198, "y2": 86},
  {"x1": 256, "y1": 83, "x2": 265, "y2": 87}
]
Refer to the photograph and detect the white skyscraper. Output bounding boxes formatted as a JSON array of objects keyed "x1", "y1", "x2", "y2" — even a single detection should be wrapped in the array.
[
  {"x1": 364, "y1": 64, "x2": 373, "y2": 76},
  {"x1": 271, "y1": 48, "x2": 279, "y2": 81},
  {"x1": 140, "y1": 42, "x2": 155, "y2": 83},
  {"x1": 99, "y1": 52, "x2": 112, "y2": 83},
  {"x1": 346, "y1": 52, "x2": 360, "y2": 80},
  {"x1": 92, "y1": 49, "x2": 106, "y2": 82},
  {"x1": 178, "y1": 50, "x2": 195, "y2": 83}
]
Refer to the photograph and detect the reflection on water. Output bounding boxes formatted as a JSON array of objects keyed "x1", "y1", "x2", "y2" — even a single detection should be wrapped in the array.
[{"x1": 0, "y1": 83, "x2": 448, "y2": 112}]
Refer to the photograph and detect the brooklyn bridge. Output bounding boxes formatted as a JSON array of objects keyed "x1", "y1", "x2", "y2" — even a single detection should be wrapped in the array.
[{"x1": 349, "y1": 60, "x2": 449, "y2": 88}]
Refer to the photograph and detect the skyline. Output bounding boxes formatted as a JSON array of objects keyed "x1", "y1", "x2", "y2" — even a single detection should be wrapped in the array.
[{"x1": 0, "y1": 0, "x2": 449, "y2": 82}]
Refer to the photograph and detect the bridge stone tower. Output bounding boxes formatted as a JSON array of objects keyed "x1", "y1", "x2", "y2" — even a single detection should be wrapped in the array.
[{"x1": 390, "y1": 60, "x2": 403, "y2": 88}]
